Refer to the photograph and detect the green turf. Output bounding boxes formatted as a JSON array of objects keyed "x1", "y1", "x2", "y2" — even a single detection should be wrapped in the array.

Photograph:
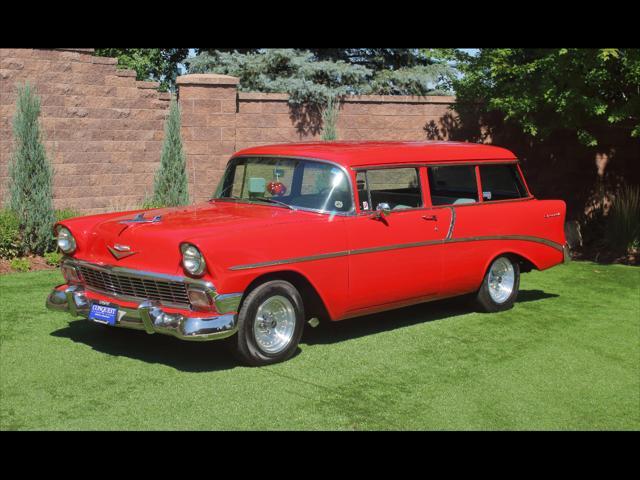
[{"x1": 1, "y1": 261, "x2": 638, "y2": 430}]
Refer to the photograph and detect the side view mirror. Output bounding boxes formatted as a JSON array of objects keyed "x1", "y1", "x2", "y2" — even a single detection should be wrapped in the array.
[{"x1": 374, "y1": 202, "x2": 391, "y2": 218}]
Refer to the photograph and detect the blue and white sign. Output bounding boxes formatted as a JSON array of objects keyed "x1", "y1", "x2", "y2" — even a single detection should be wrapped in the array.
[{"x1": 88, "y1": 303, "x2": 119, "y2": 326}]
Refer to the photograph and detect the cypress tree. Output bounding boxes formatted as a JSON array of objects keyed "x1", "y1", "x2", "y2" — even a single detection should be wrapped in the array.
[
  {"x1": 8, "y1": 83, "x2": 55, "y2": 255},
  {"x1": 152, "y1": 97, "x2": 189, "y2": 207},
  {"x1": 321, "y1": 95, "x2": 339, "y2": 141}
]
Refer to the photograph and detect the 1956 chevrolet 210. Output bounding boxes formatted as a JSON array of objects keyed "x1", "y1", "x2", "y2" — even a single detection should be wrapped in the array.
[{"x1": 46, "y1": 141, "x2": 569, "y2": 365}]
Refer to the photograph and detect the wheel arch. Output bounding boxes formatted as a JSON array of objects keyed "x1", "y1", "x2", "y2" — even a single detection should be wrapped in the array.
[
  {"x1": 481, "y1": 250, "x2": 538, "y2": 276},
  {"x1": 241, "y1": 270, "x2": 332, "y2": 323}
]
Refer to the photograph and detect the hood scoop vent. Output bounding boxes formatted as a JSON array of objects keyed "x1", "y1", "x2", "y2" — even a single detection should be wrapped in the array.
[{"x1": 119, "y1": 213, "x2": 162, "y2": 224}]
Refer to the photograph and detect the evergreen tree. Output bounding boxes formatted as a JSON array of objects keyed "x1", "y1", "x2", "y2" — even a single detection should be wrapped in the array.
[
  {"x1": 151, "y1": 97, "x2": 189, "y2": 207},
  {"x1": 321, "y1": 96, "x2": 339, "y2": 141},
  {"x1": 187, "y1": 49, "x2": 456, "y2": 106},
  {"x1": 8, "y1": 83, "x2": 55, "y2": 255}
]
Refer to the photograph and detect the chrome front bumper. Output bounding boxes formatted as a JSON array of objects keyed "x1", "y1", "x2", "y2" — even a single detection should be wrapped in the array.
[{"x1": 46, "y1": 285, "x2": 238, "y2": 341}]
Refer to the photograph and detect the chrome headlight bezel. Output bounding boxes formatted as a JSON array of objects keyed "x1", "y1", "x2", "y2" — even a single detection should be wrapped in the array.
[
  {"x1": 56, "y1": 225, "x2": 76, "y2": 254},
  {"x1": 180, "y1": 243, "x2": 206, "y2": 276}
]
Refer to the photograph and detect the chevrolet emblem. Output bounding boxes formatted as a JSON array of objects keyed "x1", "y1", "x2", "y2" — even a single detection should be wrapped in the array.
[{"x1": 108, "y1": 244, "x2": 137, "y2": 260}]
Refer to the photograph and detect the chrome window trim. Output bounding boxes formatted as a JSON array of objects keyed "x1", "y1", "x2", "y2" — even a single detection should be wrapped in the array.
[
  {"x1": 217, "y1": 154, "x2": 357, "y2": 216},
  {"x1": 350, "y1": 159, "x2": 519, "y2": 171},
  {"x1": 351, "y1": 161, "x2": 529, "y2": 213},
  {"x1": 354, "y1": 165, "x2": 424, "y2": 214},
  {"x1": 476, "y1": 163, "x2": 530, "y2": 203},
  {"x1": 228, "y1": 234, "x2": 564, "y2": 271},
  {"x1": 352, "y1": 163, "x2": 428, "y2": 171},
  {"x1": 428, "y1": 196, "x2": 535, "y2": 210},
  {"x1": 445, "y1": 206, "x2": 456, "y2": 240}
]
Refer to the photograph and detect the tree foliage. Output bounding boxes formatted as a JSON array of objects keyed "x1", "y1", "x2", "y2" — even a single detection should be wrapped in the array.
[
  {"x1": 453, "y1": 48, "x2": 640, "y2": 146},
  {"x1": 187, "y1": 49, "x2": 456, "y2": 105},
  {"x1": 208, "y1": 48, "x2": 455, "y2": 71},
  {"x1": 8, "y1": 83, "x2": 55, "y2": 255},
  {"x1": 151, "y1": 97, "x2": 189, "y2": 207},
  {"x1": 94, "y1": 48, "x2": 189, "y2": 91},
  {"x1": 321, "y1": 96, "x2": 339, "y2": 141}
]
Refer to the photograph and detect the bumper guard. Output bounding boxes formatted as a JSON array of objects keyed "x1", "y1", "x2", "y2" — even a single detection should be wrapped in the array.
[{"x1": 46, "y1": 285, "x2": 239, "y2": 341}]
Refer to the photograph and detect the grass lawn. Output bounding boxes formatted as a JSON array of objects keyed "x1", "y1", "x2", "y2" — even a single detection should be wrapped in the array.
[{"x1": 1, "y1": 261, "x2": 638, "y2": 430}]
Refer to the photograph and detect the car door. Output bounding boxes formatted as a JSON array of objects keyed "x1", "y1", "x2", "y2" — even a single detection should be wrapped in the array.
[
  {"x1": 426, "y1": 163, "x2": 483, "y2": 296},
  {"x1": 344, "y1": 166, "x2": 451, "y2": 315}
]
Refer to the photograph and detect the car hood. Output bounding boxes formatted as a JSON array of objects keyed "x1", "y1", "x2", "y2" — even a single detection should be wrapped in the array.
[{"x1": 76, "y1": 201, "x2": 311, "y2": 275}]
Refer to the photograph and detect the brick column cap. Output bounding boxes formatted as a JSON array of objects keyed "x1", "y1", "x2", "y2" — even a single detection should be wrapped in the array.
[
  {"x1": 55, "y1": 48, "x2": 96, "y2": 53},
  {"x1": 176, "y1": 73, "x2": 240, "y2": 86}
]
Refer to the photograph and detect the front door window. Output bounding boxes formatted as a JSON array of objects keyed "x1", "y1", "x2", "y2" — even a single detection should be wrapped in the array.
[{"x1": 357, "y1": 168, "x2": 423, "y2": 212}]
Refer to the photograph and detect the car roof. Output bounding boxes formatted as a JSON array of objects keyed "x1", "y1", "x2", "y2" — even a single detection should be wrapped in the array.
[{"x1": 232, "y1": 141, "x2": 518, "y2": 168}]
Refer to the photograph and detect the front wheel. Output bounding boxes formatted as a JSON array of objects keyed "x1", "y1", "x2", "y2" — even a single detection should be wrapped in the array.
[
  {"x1": 231, "y1": 280, "x2": 305, "y2": 366},
  {"x1": 475, "y1": 255, "x2": 520, "y2": 312}
]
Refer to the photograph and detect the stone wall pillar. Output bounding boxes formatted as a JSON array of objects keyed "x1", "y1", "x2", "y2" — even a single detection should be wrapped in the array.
[{"x1": 176, "y1": 74, "x2": 239, "y2": 203}]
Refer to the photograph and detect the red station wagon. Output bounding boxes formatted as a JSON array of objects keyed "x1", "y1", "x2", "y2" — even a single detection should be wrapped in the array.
[{"x1": 46, "y1": 141, "x2": 570, "y2": 365}]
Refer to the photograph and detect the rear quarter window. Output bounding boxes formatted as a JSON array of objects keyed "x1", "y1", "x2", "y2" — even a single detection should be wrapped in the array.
[
  {"x1": 427, "y1": 165, "x2": 478, "y2": 206},
  {"x1": 479, "y1": 164, "x2": 528, "y2": 201}
]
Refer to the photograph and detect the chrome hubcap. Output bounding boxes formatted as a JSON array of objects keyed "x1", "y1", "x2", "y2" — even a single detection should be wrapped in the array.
[
  {"x1": 488, "y1": 258, "x2": 515, "y2": 304},
  {"x1": 253, "y1": 295, "x2": 296, "y2": 354}
]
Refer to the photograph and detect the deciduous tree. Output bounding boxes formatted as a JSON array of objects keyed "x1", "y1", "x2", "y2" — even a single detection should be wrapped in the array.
[
  {"x1": 454, "y1": 48, "x2": 640, "y2": 146},
  {"x1": 94, "y1": 48, "x2": 189, "y2": 91}
]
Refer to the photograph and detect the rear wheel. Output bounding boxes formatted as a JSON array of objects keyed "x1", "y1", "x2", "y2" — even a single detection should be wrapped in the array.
[
  {"x1": 231, "y1": 280, "x2": 305, "y2": 366},
  {"x1": 475, "y1": 255, "x2": 520, "y2": 312}
]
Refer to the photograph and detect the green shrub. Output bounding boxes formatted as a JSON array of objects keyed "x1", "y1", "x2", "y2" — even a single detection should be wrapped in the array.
[
  {"x1": 55, "y1": 209, "x2": 80, "y2": 222},
  {"x1": 321, "y1": 95, "x2": 339, "y2": 141},
  {"x1": 605, "y1": 185, "x2": 640, "y2": 256},
  {"x1": 8, "y1": 83, "x2": 55, "y2": 255},
  {"x1": 151, "y1": 97, "x2": 189, "y2": 207},
  {"x1": 44, "y1": 251, "x2": 63, "y2": 266},
  {"x1": 140, "y1": 198, "x2": 166, "y2": 210},
  {"x1": 10, "y1": 257, "x2": 31, "y2": 273},
  {"x1": 0, "y1": 209, "x2": 80, "y2": 260},
  {"x1": 0, "y1": 209, "x2": 22, "y2": 259}
]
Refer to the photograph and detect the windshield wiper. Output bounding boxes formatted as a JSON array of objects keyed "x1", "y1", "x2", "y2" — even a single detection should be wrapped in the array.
[
  {"x1": 211, "y1": 195, "x2": 296, "y2": 211},
  {"x1": 251, "y1": 197, "x2": 296, "y2": 210}
]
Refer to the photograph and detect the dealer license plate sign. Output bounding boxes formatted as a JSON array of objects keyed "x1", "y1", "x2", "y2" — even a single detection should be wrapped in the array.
[{"x1": 88, "y1": 303, "x2": 119, "y2": 326}]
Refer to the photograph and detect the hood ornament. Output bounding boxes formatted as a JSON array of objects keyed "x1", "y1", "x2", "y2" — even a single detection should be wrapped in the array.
[
  {"x1": 108, "y1": 244, "x2": 137, "y2": 260},
  {"x1": 119, "y1": 213, "x2": 162, "y2": 224}
]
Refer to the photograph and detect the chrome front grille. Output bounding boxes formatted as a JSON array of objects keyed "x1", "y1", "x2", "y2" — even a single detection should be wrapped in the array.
[{"x1": 77, "y1": 264, "x2": 191, "y2": 307}]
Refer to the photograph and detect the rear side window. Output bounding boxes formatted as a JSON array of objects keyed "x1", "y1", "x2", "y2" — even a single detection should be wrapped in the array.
[
  {"x1": 427, "y1": 166, "x2": 478, "y2": 206},
  {"x1": 479, "y1": 164, "x2": 528, "y2": 201}
]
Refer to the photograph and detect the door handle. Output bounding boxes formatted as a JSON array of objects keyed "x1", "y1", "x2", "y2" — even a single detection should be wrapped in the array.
[{"x1": 422, "y1": 215, "x2": 438, "y2": 221}]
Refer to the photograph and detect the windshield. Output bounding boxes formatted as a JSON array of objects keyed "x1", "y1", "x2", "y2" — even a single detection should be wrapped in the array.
[{"x1": 214, "y1": 157, "x2": 354, "y2": 214}]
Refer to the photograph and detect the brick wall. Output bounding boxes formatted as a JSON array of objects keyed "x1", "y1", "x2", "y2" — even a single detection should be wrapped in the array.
[
  {"x1": 178, "y1": 75, "x2": 456, "y2": 203},
  {"x1": 0, "y1": 49, "x2": 459, "y2": 213},
  {"x1": 176, "y1": 74, "x2": 239, "y2": 204},
  {"x1": 3, "y1": 49, "x2": 636, "y2": 220},
  {"x1": 0, "y1": 48, "x2": 171, "y2": 214}
]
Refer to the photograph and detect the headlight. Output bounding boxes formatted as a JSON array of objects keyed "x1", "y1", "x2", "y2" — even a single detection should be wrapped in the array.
[
  {"x1": 181, "y1": 243, "x2": 206, "y2": 276},
  {"x1": 56, "y1": 226, "x2": 76, "y2": 254}
]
